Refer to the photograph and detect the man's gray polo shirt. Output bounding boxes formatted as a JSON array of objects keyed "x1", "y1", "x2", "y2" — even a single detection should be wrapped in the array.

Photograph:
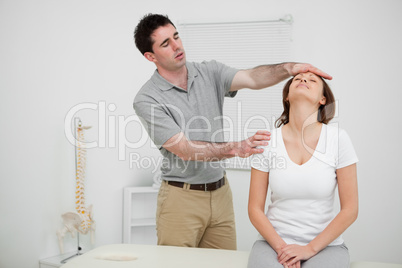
[{"x1": 133, "y1": 60, "x2": 239, "y2": 184}]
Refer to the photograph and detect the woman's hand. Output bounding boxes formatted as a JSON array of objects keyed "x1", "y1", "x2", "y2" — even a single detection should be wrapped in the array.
[
  {"x1": 277, "y1": 244, "x2": 317, "y2": 266},
  {"x1": 282, "y1": 259, "x2": 301, "y2": 268}
]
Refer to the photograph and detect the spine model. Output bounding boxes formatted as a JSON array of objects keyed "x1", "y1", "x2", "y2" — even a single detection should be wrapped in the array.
[
  {"x1": 57, "y1": 121, "x2": 95, "y2": 254},
  {"x1": 75, "y1": 125, "x2": 92, "y2": 234}
]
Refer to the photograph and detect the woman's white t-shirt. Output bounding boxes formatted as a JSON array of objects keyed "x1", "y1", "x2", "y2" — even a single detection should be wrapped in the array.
[{"x1": 250, "y1": 124, "x2": 358, "y2": 246}]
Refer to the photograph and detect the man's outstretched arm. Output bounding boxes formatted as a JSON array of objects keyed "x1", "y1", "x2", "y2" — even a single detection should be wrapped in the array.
[
  {"x1": 162, "y1": 130, "x2": 271, "y2": 161},
  {"x1": 230, "y1": 62, "x2": 332, "y2": 91}
]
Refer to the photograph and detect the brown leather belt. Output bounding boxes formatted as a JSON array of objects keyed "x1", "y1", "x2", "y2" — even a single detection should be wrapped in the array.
[{"x1": 167, "y1": 177, "x2": 225, "y2": 192}]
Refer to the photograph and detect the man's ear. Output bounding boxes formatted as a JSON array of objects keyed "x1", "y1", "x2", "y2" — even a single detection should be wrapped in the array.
[{"x1": 144, "y1": 52, "x2": 156, "y2": 63}]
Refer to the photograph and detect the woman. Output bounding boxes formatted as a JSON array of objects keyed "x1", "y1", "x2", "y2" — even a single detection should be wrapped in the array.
[{"x1": 248, "y1": 72, "x2": 358, "y2": 268}]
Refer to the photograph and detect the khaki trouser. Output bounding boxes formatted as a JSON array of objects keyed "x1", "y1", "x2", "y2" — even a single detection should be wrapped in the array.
[{"x1": 156, "y1": 176, "x2": 237, "y2": 250}]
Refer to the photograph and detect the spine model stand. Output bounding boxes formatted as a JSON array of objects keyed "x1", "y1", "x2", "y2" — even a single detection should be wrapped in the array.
[{"x1": 57, "y1": 118, "x2": 95, "y2": 262}]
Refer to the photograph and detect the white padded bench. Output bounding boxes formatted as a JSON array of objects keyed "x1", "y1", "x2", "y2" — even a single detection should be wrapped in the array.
[
  {"x1": 60, "y1": 244, "x2": 249, "y2": 268},
  {"x1": 59, "y1": 244, "x2": 402, "y2": 268}
]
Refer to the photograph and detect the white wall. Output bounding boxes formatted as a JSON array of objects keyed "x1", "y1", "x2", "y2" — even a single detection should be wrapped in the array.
[{"x1": 1, "y1": 0, "x2": 401, "y2": 267}]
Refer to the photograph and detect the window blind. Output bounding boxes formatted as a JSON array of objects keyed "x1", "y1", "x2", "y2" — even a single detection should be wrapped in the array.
[{"x1": 178, "y1": 18, "x2": 292, "y2": 169}]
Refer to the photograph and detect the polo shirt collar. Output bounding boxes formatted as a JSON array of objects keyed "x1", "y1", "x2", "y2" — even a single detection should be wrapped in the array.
[{"x1": 151, "y1": 62, "x2": 198, "y2": 91}]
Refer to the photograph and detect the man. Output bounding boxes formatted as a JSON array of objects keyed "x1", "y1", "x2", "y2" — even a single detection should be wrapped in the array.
[{"x1": 133, "y1": 13, "x2": 332, "y2": 250}]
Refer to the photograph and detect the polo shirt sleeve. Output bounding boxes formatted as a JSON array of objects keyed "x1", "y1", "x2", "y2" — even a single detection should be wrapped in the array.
[
  {"x1": 336, "y1": 129, "x2": 359, "y2": 169},
  {"x1": 133, "y1": 100, "x2": 182, "y2": 149},
  {"x1": 205, "y1": 60, "x2": 239, "y2": 99}
]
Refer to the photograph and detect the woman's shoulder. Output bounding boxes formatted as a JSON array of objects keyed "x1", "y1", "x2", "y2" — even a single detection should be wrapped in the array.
[
  {"x1": 324, "y1": 123, "x2": 348, "y2": 138},
  {"x1": 270, "y1": 126, "x2": 281, "y2": 142},
  {"x1": 251, "y1": 127, "x2": 278, "y2": 153},
  {"x1": 323, "y1": 124, "x2": 355, "y2": 149},
  {"x1": 323, "y1": 124, "x2": 358, "y2": 167}
]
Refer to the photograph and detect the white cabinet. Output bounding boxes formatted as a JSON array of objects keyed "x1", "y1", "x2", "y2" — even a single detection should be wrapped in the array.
[{"x1": 123, "y1": 187, "x2": 159, "y2": 244}]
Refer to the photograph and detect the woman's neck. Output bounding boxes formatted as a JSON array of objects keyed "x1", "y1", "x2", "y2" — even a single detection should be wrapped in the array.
[{"x1": 286, "y1": 102, "x2": 320, "y2": 135}]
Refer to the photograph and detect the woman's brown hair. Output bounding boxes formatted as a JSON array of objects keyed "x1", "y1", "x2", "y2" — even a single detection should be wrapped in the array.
[{"x1": 275, "y1": 76, "x2": 336, "y2": 128}]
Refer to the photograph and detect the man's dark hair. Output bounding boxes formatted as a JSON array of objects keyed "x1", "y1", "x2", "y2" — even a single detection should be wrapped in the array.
[{"x1": 134, "y1": 13, "x2": 176, "y2": 55}]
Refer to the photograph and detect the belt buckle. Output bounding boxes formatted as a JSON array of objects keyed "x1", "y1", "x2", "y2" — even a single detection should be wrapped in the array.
[{"x1": 204, "y1": 183, "x2": 208, "y2": 192}]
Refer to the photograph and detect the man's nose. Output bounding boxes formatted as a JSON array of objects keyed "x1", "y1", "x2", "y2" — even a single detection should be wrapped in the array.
[{"x1": 171, "y1": 40, "x2": 180, "y2": 50}]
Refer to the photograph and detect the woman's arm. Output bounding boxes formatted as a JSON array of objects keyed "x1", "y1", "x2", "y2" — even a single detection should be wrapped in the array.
[
  {"x1": 278, "y1": 163, "x2": 359, "y2": 266},
  {"x1": 248, "y1": 168, "x2": 287, "y2": 253}
]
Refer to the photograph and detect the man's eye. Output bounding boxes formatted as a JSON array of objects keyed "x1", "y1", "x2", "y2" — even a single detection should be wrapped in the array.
[
  {"x1": 295, "y1": 78, "x2": 301, "y2": 81},
  {"x1": 310, "y1": 80, "x2": 316, "y2": 82},
  {"x1": 162, "y1": 43, "x2": 168, "y2": 47}
]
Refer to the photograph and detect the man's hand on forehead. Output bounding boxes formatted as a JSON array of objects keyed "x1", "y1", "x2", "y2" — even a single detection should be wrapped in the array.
[{"x1": 290, "y1": 63, "x2": 332, "y2": 80}]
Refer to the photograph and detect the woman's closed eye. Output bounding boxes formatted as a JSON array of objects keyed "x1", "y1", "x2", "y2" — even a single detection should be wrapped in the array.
[{"x1": 294, "y1": 78, "x2": 316, "y2": 83}]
